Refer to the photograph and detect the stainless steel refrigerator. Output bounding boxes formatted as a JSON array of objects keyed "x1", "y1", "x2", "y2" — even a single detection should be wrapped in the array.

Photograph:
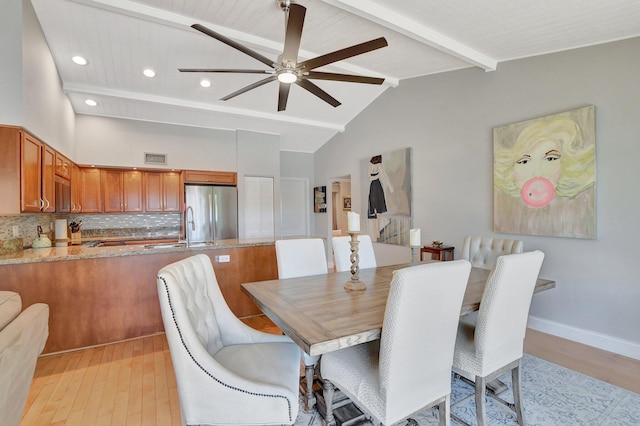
[{"x1": 185, "y1": 184, "x2": 238, "y2": 242}]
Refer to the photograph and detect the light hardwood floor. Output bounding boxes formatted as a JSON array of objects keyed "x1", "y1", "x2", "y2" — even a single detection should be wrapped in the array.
[{"x1": 20, "y1": 317, "x2": 639, "y2": 425}]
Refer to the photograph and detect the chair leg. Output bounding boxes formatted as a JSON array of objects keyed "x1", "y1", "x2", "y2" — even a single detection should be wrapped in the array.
[
  {"x1": 512, "y1": 360, "x2": 527, "y2": 426},
  {"x1": 438, "y1": 394, "x2": 451, "y2": 426},
  {"x1": 304, "y1": 363, "x2": 316, "y2": 411},
  {"x1": 323, "y1": 378, "x2": 337, "y2": 426},
  {"x1": 475, "y1": 375, "x2": 487, "y2": 426}
]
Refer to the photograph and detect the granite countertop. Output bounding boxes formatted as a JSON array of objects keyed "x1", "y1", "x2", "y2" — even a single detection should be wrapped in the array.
[{"x1": 0, "y1": 238, "x2": 278, "y2": 266}]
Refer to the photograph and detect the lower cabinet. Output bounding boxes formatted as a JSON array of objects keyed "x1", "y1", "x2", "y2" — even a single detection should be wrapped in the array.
[{"x1": 0, "y1": 245, "x2": 276, "y2": 353}]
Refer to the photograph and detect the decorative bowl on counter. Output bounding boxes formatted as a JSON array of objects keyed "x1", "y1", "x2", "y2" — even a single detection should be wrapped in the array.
[{"x1": 432, "y1": 240, "x2": 443, "y2": 248}]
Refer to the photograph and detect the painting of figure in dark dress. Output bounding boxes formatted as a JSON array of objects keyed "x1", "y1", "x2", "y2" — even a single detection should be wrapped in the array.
[
  {"x1": 367, "y1": 155, "x2": 392, "y2": 218},
  {"x1": 361, "y1": 148, "x2": 412, "y2": 246}
]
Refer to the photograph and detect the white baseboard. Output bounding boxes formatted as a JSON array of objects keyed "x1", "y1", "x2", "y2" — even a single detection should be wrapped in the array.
[{"x1": 527, "y1": 316, "x2": 640, "y2": 361}]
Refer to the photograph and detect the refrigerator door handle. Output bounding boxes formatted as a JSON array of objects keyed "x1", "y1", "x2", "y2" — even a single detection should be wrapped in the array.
[
  {"x1": 213, "y1": 193, "x2": 219, "y2": 242},
  {"x1": 208, "y1": 193, "x2": 214, "y2": 241}
]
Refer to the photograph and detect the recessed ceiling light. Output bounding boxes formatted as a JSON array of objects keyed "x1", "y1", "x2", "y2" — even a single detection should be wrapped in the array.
[
  {"x1": 85, "y1": 99, "x2": 98, "y2": 107},
  {"x1": 72, "y1": 56, "x2": 88, "y2": 65},
  {"x1": 200, "y1": 79, "x2": 211, "y2": 88},
  {"x1": 143, "y1": 69, "x2": 156, "y2": 78}
]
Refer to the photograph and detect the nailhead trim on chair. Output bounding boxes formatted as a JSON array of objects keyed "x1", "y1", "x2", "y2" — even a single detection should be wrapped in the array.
[{"x1": 158, "y1": 276, "x2": 293, "y2": 423}]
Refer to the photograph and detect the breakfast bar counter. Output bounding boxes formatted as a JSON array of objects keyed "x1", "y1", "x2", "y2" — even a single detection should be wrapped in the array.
[
  {"x1": 0, "y1": 239, "x2": 279, "y2": 353},
  {"x1": 0, "y1": 238, "x2": 278, "y2": 265}
]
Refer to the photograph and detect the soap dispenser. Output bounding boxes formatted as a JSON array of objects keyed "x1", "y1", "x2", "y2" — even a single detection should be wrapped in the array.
[{"x1": 32, "y1": 225, "x2": 52, "y2": 249}]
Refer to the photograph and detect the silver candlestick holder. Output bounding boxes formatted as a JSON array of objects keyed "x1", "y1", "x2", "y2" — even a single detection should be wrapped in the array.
[
  {"x1": 344, "y1": 232, "x2": 366, "y2": 291},
  {"x1": 411, "y1": 246, "x2": 421, "y2": 265}
]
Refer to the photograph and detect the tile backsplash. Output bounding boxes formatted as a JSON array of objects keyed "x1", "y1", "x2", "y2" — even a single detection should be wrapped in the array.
[{"x1": 0, "y1": 213, "x2": 181, "y2": 245}]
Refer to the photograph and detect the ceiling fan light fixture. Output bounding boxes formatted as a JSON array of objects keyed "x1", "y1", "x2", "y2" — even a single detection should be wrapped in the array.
[{"x1": 277, "y1": 70, "x2": 297, "y2": 83}]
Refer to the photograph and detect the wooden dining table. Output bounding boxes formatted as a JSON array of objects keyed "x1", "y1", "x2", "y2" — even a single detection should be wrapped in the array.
[
  {"x1": 241, "y1": 261, "x2": 556, "y2": 358},
  {"x1": 242, "y1": 261, "x2": 555, "y2": 416}
]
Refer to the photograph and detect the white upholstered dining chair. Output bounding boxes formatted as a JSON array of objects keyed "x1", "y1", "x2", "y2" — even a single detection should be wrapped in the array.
[
  {"x1": 275, "y1": 238, "x2": 328, "y2": 409},
  {"x1": 332, "y1": 234, "x2": 377, "y2": 272},
  {"x1": 460, "y1": 236, "x2": 524, "y2": 269},
  {"x1": 321, "y1": 260, "x2": 472, "y2": 426},
  {"x1": 157, "y1": 254, "x2": 301, "y2": 425},
  {"x1": 451, "y1": 250, "x2": 544, "y2": 426}
]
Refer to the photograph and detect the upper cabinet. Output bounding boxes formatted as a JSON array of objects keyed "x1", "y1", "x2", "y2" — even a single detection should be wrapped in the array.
[
  {"x1": 81, "y1": 168, "x2": 102, "y2": 213},
  {"x1": 41, "y1": 145, "x2": 56, "y2": 213},
  {"x1": 144, "y1": 171, "x2": 182, "y2": 212},
  {"x1": 21, "y1": 132, "x2": 44, "y2": 213},
  {"x1": 70, "y1": 163, "x2": 81, "y2": 213},
  {"x1": 183, "y1": 170, "x2": 236, "y2": 186},
  {"x1": 0, "y1": 126, "x2": 52, "y2": 214},
  {"x1": 54, "y1": 152, "x2": 72, "y2": 180},
  {"x1": 102, "y1": 169, "x2": 144, "y2": 213},
  {"x1": 1, "y1": 126, "x2": 232, "y2": 216}
]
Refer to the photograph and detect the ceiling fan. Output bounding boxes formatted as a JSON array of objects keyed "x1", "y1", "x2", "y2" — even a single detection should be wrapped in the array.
[{"x1": 178, "y1": 0, "x2": 388, "y2": 111}]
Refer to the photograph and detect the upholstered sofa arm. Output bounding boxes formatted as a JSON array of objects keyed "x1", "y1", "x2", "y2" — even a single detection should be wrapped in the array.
[{"x1": 0, "y1": 302, "x2": 49, "y2": 426}]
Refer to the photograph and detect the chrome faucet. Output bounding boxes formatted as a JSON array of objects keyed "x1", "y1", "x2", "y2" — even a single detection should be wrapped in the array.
[{"x1": 185, "y1": 206, "x2": 195, "y2": 247}]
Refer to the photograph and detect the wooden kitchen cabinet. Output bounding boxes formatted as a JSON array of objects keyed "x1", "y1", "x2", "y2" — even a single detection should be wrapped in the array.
[
  {"x1": 102, "y1": 169, "x2": 144, "y2": 213},
  {"x1": 183, "y1": 169, "x2": 237, "y2": 185},
  {"x1": 81, "y1": 167, "x2": 102, "y2": 213},
  {"x1": 144, "y1": 171, "x2": 182, "y2": 212},
  {"x1": 70, "y1": 163, "x2": 82, "y2": 212},
  {"x1": 41, "y1": 145, "x2": 56, "y2": 212},
  {"x1": 0, "y1": 244, "x2": 277, "y2": 353},
  {"x1": 54, "y1": 152, "x2": 72, "y2": 179},
  {"x1": 21, "y1": 132, "x2": 43, "y2": 213},
  {"x1": 0, "y1": 125, "x2": 63, "y2": 214}
]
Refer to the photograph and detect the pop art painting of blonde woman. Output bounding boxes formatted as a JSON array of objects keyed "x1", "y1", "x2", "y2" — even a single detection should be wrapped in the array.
[{"x1": 493, "y1": 105, "x2": 596, "y2": 239}]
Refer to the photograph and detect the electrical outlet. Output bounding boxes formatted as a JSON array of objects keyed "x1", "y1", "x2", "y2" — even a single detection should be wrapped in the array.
[
  {"x1": 215, "y1": 255, "x2": 230, "y2": 263},
  {"x1": 13, "y1": 225, "x2": 20, "y2": 237}
]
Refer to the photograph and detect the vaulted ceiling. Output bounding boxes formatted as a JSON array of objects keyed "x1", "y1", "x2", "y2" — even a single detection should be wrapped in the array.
[{"x1": 31, "y1": 0, "x2": 640, "y2": 152}]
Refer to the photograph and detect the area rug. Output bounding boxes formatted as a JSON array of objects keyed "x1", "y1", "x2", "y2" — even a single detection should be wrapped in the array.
[{"x1": 294, "y1": 354, "x2": 640, "y2": 426}]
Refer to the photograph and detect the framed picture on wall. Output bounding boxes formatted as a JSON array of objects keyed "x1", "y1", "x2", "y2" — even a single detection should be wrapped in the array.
[
  {"x1": 493, "y1": 105, "x2": 596, "y2": 239},
  {"x1": 343, "y1": 196, "x2": 351, "y2": 211},
  {"x1": 314, "y1": 186, "x2": 327, "y2": 213}
]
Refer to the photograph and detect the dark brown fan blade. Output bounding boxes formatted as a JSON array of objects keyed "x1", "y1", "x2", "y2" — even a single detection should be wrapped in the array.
[
  {"x1": 220, "y1": 75, "x2": 277, "y2": 101},
  {"x1": 191, "y1": 24, "x2": 275, "y2": 68},
  {"x1": 281, "y1": 4, "x2": 306, "y2": 64},
  {"x1": 178, "y1": 68, "x2": 274, "y2": 74},
  {"x1": 303, "y1": 71, "x2": 384, "y2": 85},
  {"x1": 278, "y1": 82, "x2": 291, "y2": 111},
  {"x1": 297, "y1": 37, "x2": 388, "y2": 71},
  {"x1": 295, "y1": 79, "x2": 341, "y2": 107}
]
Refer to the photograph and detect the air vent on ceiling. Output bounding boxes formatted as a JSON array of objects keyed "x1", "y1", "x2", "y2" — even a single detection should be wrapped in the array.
[{"x1": 144, "y1": 152, "x2": 167, "y2": 165}]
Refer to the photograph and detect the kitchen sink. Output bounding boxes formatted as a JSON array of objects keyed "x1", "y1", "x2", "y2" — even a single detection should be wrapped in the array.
[
  {"x1": 143, "y1": 241, "x2": 217, "y2": 249},
  {"x1": 186, "y1": 241, "x2": 217, "y2": 247},
  {"x1": 143, "y1": 242, "x2": 187, "y2": 249}
]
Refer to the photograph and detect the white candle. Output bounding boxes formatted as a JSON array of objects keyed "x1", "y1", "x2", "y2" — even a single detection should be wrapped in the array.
[
  {"x1": 410, "y1": 228, "x2": 421, "y2": 247},
  {"x1": 347, "y1": 212, "x2": 360, "y2": 232}
]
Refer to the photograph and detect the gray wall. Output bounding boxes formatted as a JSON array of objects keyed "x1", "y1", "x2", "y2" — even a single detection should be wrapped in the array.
[
  {"x1": 0, "y1": 0, "x2": 23, "y2": 125},
  {"x1": 1, "y1": 0, "x2": 75, "y2": 153},
  {"x1": 75, "y1": 115, "x2": 237, "y2": 170},
  {"x1": 314, "y1": 37, "x2": 640, "y2": 359},
  {"x1": 21, "y1": 0, "x2": 75, "y2": 156}
]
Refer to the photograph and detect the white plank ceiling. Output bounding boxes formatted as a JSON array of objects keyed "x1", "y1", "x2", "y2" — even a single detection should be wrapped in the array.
[{"x1": 31, "y1": 0, "x2": 640, "y2": 152}]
